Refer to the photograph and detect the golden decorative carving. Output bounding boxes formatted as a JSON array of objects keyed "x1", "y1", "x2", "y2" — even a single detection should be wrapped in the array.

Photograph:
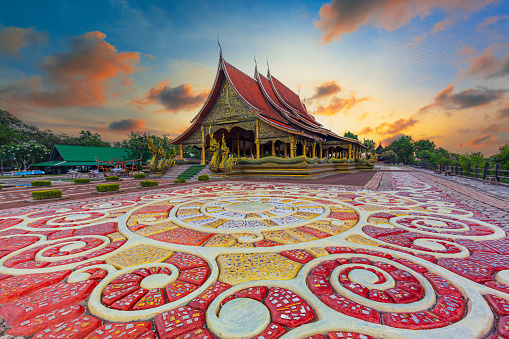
[
  {"x1": 147, "y1": 136, "x2": 174, "y2": 172},
  {"x1": 208, "y1": 125, "x2": 221, "y2": 173}
]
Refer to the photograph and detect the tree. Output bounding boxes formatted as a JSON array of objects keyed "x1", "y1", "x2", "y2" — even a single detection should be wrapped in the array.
[
  {"x1": 0, "y1": 141, "x2": 50, "y2": 171},
  {"x1": 491, "y1": 144, "x2": 509, "y2": 171},
  {"x1": 344, "y1": 131, "x2": 358, "y2": 140},
  {"x1": 75, "y1": 130, "x2": 110, "y2": 147},
  {"x1": 382, "y1": 150, "x2": 398, "y2": 164},
  {"x1": 363, "y1": 139, "x2": 376, "y2": 154},
  {"x1": 416, "y1": 150, "x2": 433, "y2": 163},
  {"x1": 387, "y1": 136, "x2": 414, "y2": 164},
  {"x1": 414, "y1": 139, "x2": 436, "y2": 153},
  {"x1": 114, "y1": 132, "x2": 177, "y2": 162}
]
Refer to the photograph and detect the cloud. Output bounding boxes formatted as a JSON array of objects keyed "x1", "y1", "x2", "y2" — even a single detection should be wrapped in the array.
[
  {"x1": 0, "y1": 31, "x2": 140, "y2": 108},
  {"x1": 477, "y1": 15, "x2": 509, "y2": 30},
  {"x1": 457, "y1": 134, "x2": 500, "y2": 150},
  {"x1": 0, "y1": 26, "x2": 46, "y2": 56},
  {"x1": 419, "y1": 84, "x2": 507, "y2": 114},
  {"x1": 460, "y1": 45, "x2": 509, "y2": 79},
  {"x1": 108, "y1": 118, "x2": 145, "y2": 132},
  {"x1": 498, "y1": 104, "x2": 509, "y2": 118},
  {"x1": 381, "y1": 133, "x2": 409, "y2": 145},
  {"x1": 314, "y1": 0, "x2": 495, "y2": 43},
  {"x1": 315, "y1": 92, "x2": 370, "y2": 115},
  {"x1": 372, "y1": 117, "x2": 418, "y2": 135},
  {"x1": 310, "y1": 81, "x2": 341, "y2": 100},
  {"x1": 360, "y1": 127, "x2": 373, "y2": 134},
  {"x1": 480, "y1": 123, "x2": 508, "y2": 134},
  {"x1": 132, "y1": 80, "x2": 207, "y2": 113}
]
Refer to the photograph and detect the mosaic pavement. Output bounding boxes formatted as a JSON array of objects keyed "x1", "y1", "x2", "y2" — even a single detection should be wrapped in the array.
[{"x1": 0, "y1": 173, "x2": 508, "y2": 338}]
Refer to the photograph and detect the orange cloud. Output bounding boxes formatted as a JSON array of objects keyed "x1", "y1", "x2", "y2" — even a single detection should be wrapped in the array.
[
  {"x1": 0, "y1": 26, "x2": 46, "y2": 56},
  {"x1": 457, "y1": 134, "x2": 500, "y2": 150},
  {"x1": 359, "y1": 117, "x2": 418, "y2": 145},
  {"x1": 108, "y1": 118, "x2": 145, "y2": 132},
  {"x1": 419, "y1": 84, "x2": 507, "y2": 114},
  {"x1": 460, "y1": 45, "x2": 509, "y2": 79},
  {"x1": 498, "y1": 104, "x2": 509, "y2": 119},
  {"x1": 0, "y1": 31, "x2": 139, "y2": 108},
  {"x1": 476, "y1": 15, "x2": 509, "y2": 30},
  {"x1": 315, "y1": 0, "x2": 495, "y2": 43},
  {"x1": 132, "y1": 80, "x2": 207, "y2": 113},
  {"x1": 315, "y1": 92, "x2": 370, "y2": 115},
  {"x1": 310, "y1": 81, "x2": 342, "y2": 100}
]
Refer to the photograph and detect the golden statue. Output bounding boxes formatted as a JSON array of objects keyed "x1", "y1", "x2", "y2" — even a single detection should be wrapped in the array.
[
  {"x1": 219, "y1": 134, "x2": 237, "y2": 172},
  {"x1": 208, "y1": 125, "x2": 221, "y2": 173},
  {"x1": 147, "y1": 135, "x2": 174, "y2": 173}
]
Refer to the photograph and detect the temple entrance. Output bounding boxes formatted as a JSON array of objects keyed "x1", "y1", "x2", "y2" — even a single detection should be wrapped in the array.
[{"x1": 206, "y1": 127, "x2": 255, "y2": 159}]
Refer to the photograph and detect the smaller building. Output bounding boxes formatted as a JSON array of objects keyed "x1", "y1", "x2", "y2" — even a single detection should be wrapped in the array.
[{"x1": 33, "y1": 145, "x2": 130, "y2": 174}]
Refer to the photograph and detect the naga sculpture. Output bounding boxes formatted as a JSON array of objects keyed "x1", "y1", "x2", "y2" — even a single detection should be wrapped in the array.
[
  {"x1": 219, "y1": 134, "x2": 237, "y2": 173},
  {"x1": 208, "y1": 126, "x2": 221, "y2": 173},
  {"x1": 147, "y1": 136, "x2": 174, "y2": 173}
]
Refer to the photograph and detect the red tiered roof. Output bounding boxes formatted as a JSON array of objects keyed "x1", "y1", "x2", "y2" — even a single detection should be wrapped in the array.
[{"x1": 223, "y1": 61, "x2": 288, "y2": 125}]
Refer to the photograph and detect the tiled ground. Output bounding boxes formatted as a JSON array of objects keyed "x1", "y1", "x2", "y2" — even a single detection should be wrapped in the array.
[{"x1": 0, "y1": 172, "x2": 508, "y2": 338}]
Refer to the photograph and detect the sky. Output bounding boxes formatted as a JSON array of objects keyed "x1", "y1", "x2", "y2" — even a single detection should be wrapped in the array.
[{"x1": 0, "y1": 0, "x2": 508, "y2": 156}]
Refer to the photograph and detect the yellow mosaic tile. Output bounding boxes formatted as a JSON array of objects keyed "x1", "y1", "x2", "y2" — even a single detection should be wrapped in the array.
[
  {"x1": 346, "y1": 234, "x2": 380, "y2": 246},
  {"x1": 105, "y1": 244, "x2": 173, "y2": 269},
  {"x1": 201, "y1": 219, "x2": 226, "y2": 229},
  {"x1": 134, "y1": 221, "x2": 179, "y2": 236},
  {"x1": 307, "y1": 220, "x2": 349, "y2": 235},
  {"x1": 231, "y1": 242, "x2": 254, "y2": 248},
  {"x1": 369, "y1": 217, "x2": 392, "y2": 225},
  {"x1": 217, "y1": 252, "x2": 301, "y2": 285},
  {"x1": 230, "y1": 233, "x2": 256, "y2": 240},
  {"x1": 306, "y1": 247, "x2": 329, "y2": 257},
  {"x1": 204, "y1": 234, "x2": 236, "y2": 247},
  {"x1": 286, "y1": 229, "x2": 319, "y2": 242},
  {"x1": 107, "y1": 232, "x2": 126, "y2": 242},
  {"x1": 262, "y1": 230, "x2": 300, "y2": 245},
  {"x1": 293, "y1": 212, "x2": 321, "y2": 220}
]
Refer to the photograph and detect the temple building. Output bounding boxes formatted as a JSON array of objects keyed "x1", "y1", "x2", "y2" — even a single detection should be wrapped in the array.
[{"x1": 171, "y1": 52, "x2": 366, "y2": 167}]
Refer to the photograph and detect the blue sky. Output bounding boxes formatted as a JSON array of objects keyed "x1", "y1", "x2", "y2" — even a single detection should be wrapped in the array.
[{"x1": 0, "y1": 0, "x2": 508, "y2": 155}]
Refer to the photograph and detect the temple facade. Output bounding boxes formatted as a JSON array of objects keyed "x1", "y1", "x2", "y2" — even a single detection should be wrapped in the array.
[{"x1": 171, "y1": 53, "x2": 366, "y2": 165}]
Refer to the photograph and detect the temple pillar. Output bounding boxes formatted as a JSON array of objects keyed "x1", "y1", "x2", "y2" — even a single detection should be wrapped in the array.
[
  {"x1": 237, "y1": 133, "x2": 240, "y2": 157},
  {"x1": 200, "y1": 126, "x2": 206, "y2": 165},
  {"x1": 271, "y1": 141, "x2": 275, "y2": 157},
  {"x1": 255, "y1": 121, "x2": 260, "y2": 159},
  {"x1": 284, "y1": 143, "x2": 287, "y2": 158},
  {"x1": 348, "y1": 144, "x2": 352, "y2": 159},
  {"x1": 303, "y1": 142, "x2": 307, "y2": 158},
  {"x1": 290, "y1": 136, "x2": 295, "y2": 158},
  {"x1": 319, "y1": 145, "x2": 322, "y2": 159},
  {"x1": 179, "y1": 144, "x2": 183, "y2": 160},
  {"x1": 312, "y1": 142, "x2": 316, "y2": 158}
]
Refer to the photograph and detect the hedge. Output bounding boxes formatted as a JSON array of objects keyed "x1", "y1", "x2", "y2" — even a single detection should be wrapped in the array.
[
  {"x1": 140, "y1": 180, "x2": 158, "y2": 187},
  {"x1": 96, "y1": 183, "x2": 120, "y2": 192},
  {"x1": 134, "y1": 173, "x2": 146, "y2": 179},
  {"x1": 174, "y1": 178, "x2": 186, "y2": 184},
  {"x1": 198, "y1": 174, "x2": 209, "y2": 181},
  {"x1": 105, "y1": 176, "x2": 120, "y2": 181},
  {"x1": 31, "y1": 180, "x2": 51, "y2": 187},
  {"x1": 0, "y1": 184, "x2": 2, "y2": 190},
  {"x1": 74, "y1": 178, "x2": 91, "y2": 184},
  {"x1": 32, "y1": 189, "x2": 62, "y2": 200}
]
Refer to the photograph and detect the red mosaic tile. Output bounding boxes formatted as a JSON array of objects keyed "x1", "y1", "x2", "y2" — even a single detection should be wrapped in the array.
[
  {"x1": 234, "y1": 286, "x2": 268, "y2": 301},
  {"x1": 299, "y1": 226, "x2": 331, "y2": 238},
  {"x1": 355, "y1": 248, "x2": 392, "y2": 259},
  {"x1": 437, "y1": 258, "x2": 493, "y2": 283},
  {"x1": 253, "y1": 322, "x2": 286, "y2": 339},
  {"x1": 373, "y1": 261, "x2": 397, "y2": 272},
  {"x1": 173, "y1": 328, "x2": 214, "y2": 339},
  {"x1": 382, "y1": 311, "x2": 448, "y2": 329},
  {"x1": 369, "y1": 289, "x2": 393, "y2": 303},
  {"x1": 167, "y1": 252, "x2": 208, "y2": 270},
  {"x1": 180, "y1": 266, "x2": 210, "y2": 286},
  {"x1": 392, "y1": 258, "x2": 428, "y2": 273},
  {"x1": 486, "y1": 294, "x2": 509, "y2": 316},
  {"x1": 264, "y1": 287, "x2": 315, "y2": 328},
  {"x1": 154, "y1": 306, "x2": 205, "y2": 339},
  {"x1": 0, "y1": 280, "x2": 98, "y2": 325},
  {"x1": 3, "y1": 245, "x2": 47, "y2": 267},
  {"x1": 75, "y1": 260, "x2": 105, "y2": 271},
  {"x1": 498, "y1": 316, "x2": 509, "y2": 338},
  {"x1": 377, "y1": 234, "x2": 412, "y2": 247},
  {"x1": 385, "y1": 287, "x2": 419, "y2": 303},
  {"x1": 48, "y1": 229, "x2": 76, "y2": 240},
  {"x1": 111, "y1": 273, "x2": 144, "y2": 284},
  {"x1": 328, "y1": 332, "x2": 374, "y2": 339},
  {"x1": 304, "y1": 335, "x2": 326, "y2": 339},
  {"x1": 454, "y1": 239, "x2": 496, "y2": 253},
  {"x1": 47, "y1": 256, "x2": 87, "y2": 267},
  {"x1": 189, "y1": 281, "x2": 232, "y2": 311},
  {"x1": 389, "y1": 269, "x2": 419, "y2": 283},
  {"x1": 89, "y1": 269, "x2": 108, "y2": 280},
  {"x1": 280, "y1": 249, "x2": 314, "y2": 264},
  {"x1": 149, "y1": 228, "x2": 214, "y2": 246},
  {"x1": 423, "y1": 272, "x2": 462, "y2": 298},
  {"x1": 485, "y1": 281, "x2": 509, "y2": 293},
  {"x1": 111, "y1": 288, "x2": 148, "y2": 311},
  {"x1": 396, "y1": 281, "x2": 424, "y2": 298},
  {"x1": 7, "y1": 305, "x2": 85, "y2": 336},
  {"x1": 311, "y1": 265, "x2": 331, "y2": 277},
  {"x1": 75, "y1": 222, "x2": 117, "y2": 236},
  {"x1": 166, "y1": 280, "x2": 197, "y2": 302},
  {"x1": 363, "y1": 225, "x2": 406, "y2": 238},
  {"x1": 102, "y1": 283, "x2": 141, "y2": 306},
  {"x1": 480, "y1": 239, "x2": 509, "y2": 255},
  {"x1": 467, "y1": 252, "x2": 509, "y2": 271},
  {"x1": 32, "y1": 315, "x2": 102, "y2": 339},
  {"x1": 320, "y1": 294, "x2": 380, "y2": 324},
  {"x1": 0, "y1": 270, "x2": 71, "y2": 304},
  {"x1": 343, "y1": 282, "x2": 369, "y2": 298},
  {"x1": 136, "y1": 331, "x2": 156, "y2": 339},
  {"x1": 307, "y1": 275, "x2": 334, "y2": 296},
  {"x1": 84, "y1": 321, "x2": 152, "y2": 339},
  {"x1": 132, "y1": 267, "x2": 151, "y2": 277},
  {"x1": 430, "y1": 295, "x2": 465, "y2": 322},
  {"x1": 325, "y1": 247, "x2": 354, "y2": 254},
  {"x1": 133, "y1": 288, "x2": 165, "y2": 310}
]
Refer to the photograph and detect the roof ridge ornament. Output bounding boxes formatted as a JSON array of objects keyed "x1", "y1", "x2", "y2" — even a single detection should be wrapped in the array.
[
  {"x1": 217, "y1": 35, "x2": 223, "y2": 58},
  {"x1": 266, "y1": 57, "x2": 270, "y2": 77},
  {"x1": 254, "y1": 52, "x2": 258, "y2": 77}
]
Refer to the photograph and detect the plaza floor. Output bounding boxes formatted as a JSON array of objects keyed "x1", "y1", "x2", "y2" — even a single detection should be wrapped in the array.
[{"x1": 0, "y1": 169, "x2": 508, "y2": 338}]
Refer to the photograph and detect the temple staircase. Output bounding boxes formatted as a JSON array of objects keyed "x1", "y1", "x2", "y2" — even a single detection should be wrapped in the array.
[{"x1": 161, "y1": 164, "x2": 210, "y2": 181}]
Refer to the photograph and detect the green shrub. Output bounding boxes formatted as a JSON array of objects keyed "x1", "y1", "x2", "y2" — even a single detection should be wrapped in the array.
[
  {"x1": 31, "y1": 180, "x2": 51, "y2": 187},
  {"x1": 174, "y1": 178, "x2": 186, "y2": 184},
  {"x1": 74, "y1": 178, "x2": 91, "y2": 184},
  {"x1": 96, "y1": 183, "x2": 120, "y2": 192},
  {"x1": 140, "y1": 180, "x2": 158, "y2": 187},
  {"x1": 198, "y1": 174, "x2": 209, "y2": 181},
  {"x1": 32, "y1": 189, "x2": 62, "y2": 200},
  {"x1": 134, "y1": 173, "x2": 146, "y2": 179},
  {"x1": 0, "y1": 184, "x2": 2, "y2": 189},
  {"x1": 105, "y1": 176, "x2": 119, "y2": 181}
]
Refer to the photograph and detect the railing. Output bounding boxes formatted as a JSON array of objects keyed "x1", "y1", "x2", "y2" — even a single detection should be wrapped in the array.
[{"x1": 412, "y1": 162, "x2": 509, "y2": 184}]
